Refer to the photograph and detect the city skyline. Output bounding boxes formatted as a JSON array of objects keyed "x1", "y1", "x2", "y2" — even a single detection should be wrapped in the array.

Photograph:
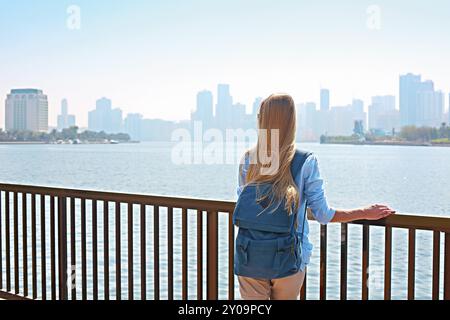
[
  {"x1": 1, "y1": 1, "x2": 450, "y2": 127},
  {"x1": 3, "y1": 72, "x2": 450, "y2": 141},
  {"x1": 2, "y1": 72, "x2": 449, "y2": 130}
]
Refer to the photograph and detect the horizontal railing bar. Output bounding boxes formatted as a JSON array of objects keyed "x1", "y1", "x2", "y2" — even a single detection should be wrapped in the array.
[
  {"x1": 350, "y1": 216, "x2": 450, "y2": 232},
  {"x1": 307, "y1": 211, "x2": 450, "y2": 233},
  {"x1": 0, "y1": 183, "x2": 235, "y2": 213},
  {"x1": 1, "y1": 183, "x2": 449, "y2": 232},
  {"x1": 0, "y1": 291, "x2": 32, "y2": 300}
]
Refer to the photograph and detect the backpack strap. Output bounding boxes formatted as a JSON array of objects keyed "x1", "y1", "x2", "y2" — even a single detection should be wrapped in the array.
[
  {"x1": 290, "y1": 150, "x2": 312, "y2": 178},
  {"x1": 238, "y1": 151, "x2": 251, "y2": 187},
  {"x1": 290, "y1": 150, "x2": 313, "y2": 236}
]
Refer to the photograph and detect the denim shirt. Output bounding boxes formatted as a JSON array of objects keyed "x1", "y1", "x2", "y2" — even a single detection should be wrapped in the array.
[{"x1": 237, "y1": 153, "x2": 336, "y2": 271}]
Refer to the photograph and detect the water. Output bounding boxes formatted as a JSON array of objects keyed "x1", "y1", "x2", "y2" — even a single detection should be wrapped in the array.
[{"x1": 0, "y1": 142, "x2": 449, "y2": 300}]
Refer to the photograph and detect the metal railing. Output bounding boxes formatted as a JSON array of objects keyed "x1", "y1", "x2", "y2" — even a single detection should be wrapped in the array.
[{"x1": 0, "y1": 183, "x2": 449, "y2": 300}]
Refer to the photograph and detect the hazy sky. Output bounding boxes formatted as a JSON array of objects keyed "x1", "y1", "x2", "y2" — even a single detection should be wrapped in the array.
[{"x1": 1, "y1": 0, "x2": 449, "y2": 127}]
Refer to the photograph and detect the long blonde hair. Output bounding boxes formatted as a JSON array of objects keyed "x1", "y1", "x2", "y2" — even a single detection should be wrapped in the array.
[{"x1": 244, "y1": 94, "x2": 299, "y2": 214}]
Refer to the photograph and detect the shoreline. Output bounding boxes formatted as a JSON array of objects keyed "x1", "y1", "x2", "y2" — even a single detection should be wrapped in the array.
[
  {"x1": 0, "y1": 141, "x2": 137, "y2": 145},
  {"x1": 0, "y1": 141, "x2": 48, "y2": 145},
  {"x1": 321, "y1": 141, "x2": 450, "y2": 147}
]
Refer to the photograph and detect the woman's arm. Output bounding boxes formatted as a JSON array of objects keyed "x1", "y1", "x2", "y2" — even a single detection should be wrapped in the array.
[
  {"x1": 331, "y1": 204, "x2": 396, "y2": 223},
  {"x1": 302, "y1": 155, "x2": 395, "y2": 224}
]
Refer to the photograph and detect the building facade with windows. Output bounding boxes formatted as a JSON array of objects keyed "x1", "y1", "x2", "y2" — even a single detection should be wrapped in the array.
[{"x1": 5, "y1": 89, "x2": 48, "y2": 132}]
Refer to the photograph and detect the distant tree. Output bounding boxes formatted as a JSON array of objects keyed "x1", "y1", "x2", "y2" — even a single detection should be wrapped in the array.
[
  {"x1": 400, "y1": 126, "x2": 440, "y2": 142},
  {"x1": 61, "y1": 126, "x2": 78, "y2": 140},
  {"x1": 0, "y1": 128, "x2": 130, "y2": 143}
]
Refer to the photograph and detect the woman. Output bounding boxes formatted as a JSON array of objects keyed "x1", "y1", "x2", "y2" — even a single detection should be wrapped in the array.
[{"x1": 234, "y1": 94, "x2": 395, "y2": 300}]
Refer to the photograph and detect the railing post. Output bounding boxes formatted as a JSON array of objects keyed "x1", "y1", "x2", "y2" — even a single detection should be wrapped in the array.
[
  {"x1": 153, "y1": 205, "x2": 160, "y2": 300},
  {"x1": 207, "y1": 211, "x2": 218, "y2": 300},
  {"x1": 0, "y1": 190, "x2": 2, "y2": 291},
  {"x1": 228, "y1": 211, "x2": 235, "y2": 300},
  {"x1": 58, "y1": 196, "x2": 68, "y2": 300},
  {"x1": 167, "y1": 207, "x2": 173, "y2": 300},
  {"x1": 432, "y1": 231, "x2": 440, "y2": 300},
  {"x1": 319, "y1": 224, "x2": 327, "y2": 300},
  {"x1": 5, "y1": 191, "x2": 11, "y2": 293},
  {"x1": 196, "y1": 210, "x2": 203, "y2": 300},
  {"x1": 362, "y1": 224, "x2": 369, "y2": 300},
  {"x1": 340, "y1": 223, "x2": 348, "y2": 300},
  {"x1": 445, "y1": 233, "x2": 450, "y2": 300},
  {"x1": 13, "y1": 192, "x2": 19, "y2": 295},
  {"x1": 384, "y1": 226, "x2": 392, "y2": 300},
  {"x1": 182, "y1": 208, "x2": 188, "y2": 300},
  {"x1": 408, "y1": 229, "x2": 416, "y2": 300},
  {"x1": 0, "y1": 191, "x2": 3, "y2": 291}
]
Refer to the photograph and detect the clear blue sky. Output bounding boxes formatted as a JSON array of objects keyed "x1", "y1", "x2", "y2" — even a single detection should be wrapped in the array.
[{"x1": 1, "y1": 0, "x2": 449, "y2": 127}]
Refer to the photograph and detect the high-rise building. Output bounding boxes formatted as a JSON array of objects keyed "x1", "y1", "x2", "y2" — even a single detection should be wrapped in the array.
[
  {"x1": 5, "y1": 89, "x2": 48, "y2": 132},
  {"x1": 231, "y1": 102, "x2": 247, "y2": 129},
  {"x1": 400, "y1": 73, "x2": 422, "y2": 127},
  {"x1": 351, "y1": 99, "x2": 364, "y2": 114},
  {"x1": 124, "y1": 113, "x2": 143, "y2": 141},
  {"x1": 88, "y1": 97, "x2": 123, "y2": 133},
  {"x1": 141, "y1": 119, "x2": 174, "y2": 141},
  {"x1": 369, "y1": 95, "x2": 399, "y2": 132},
  {"x1": 57, "y1": 99, "x2": 76, "y2": 130},
  {"x1": 328, "y1": 105, "x2": 355, "y2": 136},
  {"x1": 110, "y1": 108, "x2": 123, "y2": 133},
  {"x1": 417, "y1": 87, "x2": 444, "y2": 127},
  {"x1": 351, "y1": 99, "x2": 367, "y2": 131},
  {"x1": 320, "y1": 89, "x2": 330, "y2": 112},
  {"x1": 191, "y1": 90, "x2": 214, "y2": 128},
  {"x1": 297, "y1": 102, "x2": 319, "y2": 140},
  {"x1": 399, "y1": 74, "x2": 443, "y2": 127},
  {"x1": 215, "y1": 84, "x2": 233, "y2": 129},
  {"x1": 252, "y1": 97, "x2": 263, "y2": 116}
]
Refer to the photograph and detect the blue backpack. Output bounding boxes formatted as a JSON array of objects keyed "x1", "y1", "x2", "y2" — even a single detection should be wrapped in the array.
[{"x1": 233, "y1": 150, "x2": 312, "y2": 279}]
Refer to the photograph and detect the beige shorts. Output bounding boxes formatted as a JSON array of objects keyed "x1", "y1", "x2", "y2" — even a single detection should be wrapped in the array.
[{"x1": 238, "y1": 270, "x2": 306, "y2": 300}]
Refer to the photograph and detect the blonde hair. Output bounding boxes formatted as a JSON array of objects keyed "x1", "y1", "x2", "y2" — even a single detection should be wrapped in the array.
[{"x1": 244, "y1": 94, "x2": 299, "y2": 214}]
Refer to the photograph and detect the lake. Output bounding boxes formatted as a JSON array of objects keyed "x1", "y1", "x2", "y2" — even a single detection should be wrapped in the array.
[{"x1": 0, "y1": 142, "x2": 449, "y2": 300}]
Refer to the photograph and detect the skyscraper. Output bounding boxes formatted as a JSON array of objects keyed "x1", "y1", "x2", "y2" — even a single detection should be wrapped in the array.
[
  {"x1": 297, "y1": 102, "x2": 319, "y2": 140},
  {"x1": 124, "y1": 113, "x2": 143, "y2": 141},
  {"x1": 57, "y1": 99, "x2": 76, "y2": 130},
  {"x1": 351, "y1": 99, "x2": 367, "y2": 130},
  {"x1": 88, "y1": 97, "x2": 123, "y2": 133},
  {"x1": 231, "y1": 102, "x2": 247, "y2": 129},
  {"x1": 368, "y1": 95, "x2": 399, "y2": 132},
  {"x1": 215, "y1": 84, "x2": 233, "y2": 129},
  {"x1": 328, "y1": 105, "x2": 356, "y2": 136},
  {"x1": 417, "y1": 88, "x2": 444, "y2": 127},
  {"x1": 191, "y1": 90, "x2": 214, "y2": 128},
  {"x1": 252, "y1": 97, "x2": 263, "y2": 116},
  {"x1": 320, "y1": 89, "x2": 330, "y2": 112},
  {"x1": 400, "y1": 73, "x2": 422, "y2": 127},
  {"x1": 5, "y1": 89, "x2": 48, "y2": 132}
]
